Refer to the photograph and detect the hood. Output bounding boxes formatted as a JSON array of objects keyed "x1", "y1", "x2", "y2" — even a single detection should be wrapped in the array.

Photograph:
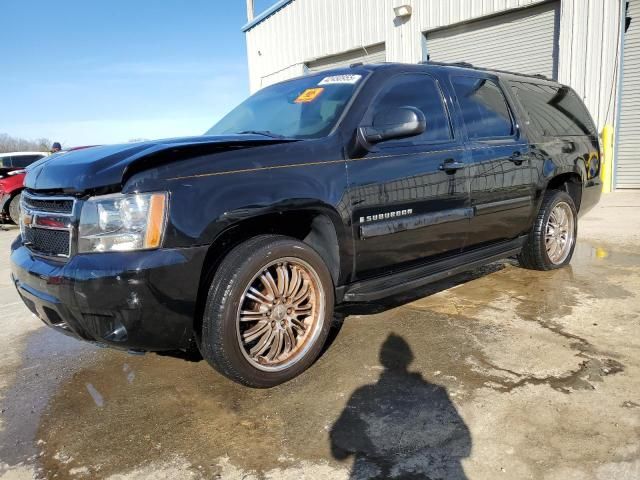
[{"x1": 25, "y1": 135, "x2": 295, "y2": 193}]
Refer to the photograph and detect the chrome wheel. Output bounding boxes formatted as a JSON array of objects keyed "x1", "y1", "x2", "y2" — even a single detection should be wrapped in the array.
[
  {"x1": 545, "y1": 201, "x2": 575, "y2": 265},
  {"x1": 236, "y1": 257, "x2": 325, "y2": 372}
]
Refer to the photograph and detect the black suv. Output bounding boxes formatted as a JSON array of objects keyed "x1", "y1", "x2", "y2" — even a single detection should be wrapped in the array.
[{"x1": 10, "y1": 63, "x2": 601, "y2": 387}]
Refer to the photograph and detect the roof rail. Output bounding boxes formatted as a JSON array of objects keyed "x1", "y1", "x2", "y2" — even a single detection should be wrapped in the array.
[
  {"x1": 419, "y1": 60, "x2": 551, "y2": 81},
  {"x1": 419, "y1": 60, "x2": 474, "y2": 68},
  {"x1": 350, "y1": 62, "x2": 363, "y2": 68}
]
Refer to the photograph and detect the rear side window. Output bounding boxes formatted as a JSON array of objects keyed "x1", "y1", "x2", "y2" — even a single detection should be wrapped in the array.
[
  {"x1": 372, "y1": 74, "x2": 453, "y2": 144},
  {"x1": 11, "y1": 155, "x2": 43, "y2": 167},
  {"x1": 0, "y1": 157, "x2": 11, "y2": 168},
  {"x1": 511, "y1": 82, "x2": 596, "y2": 137},
  {"x1": 451, "y1": 76, "x2": 514, "y2": 139}
]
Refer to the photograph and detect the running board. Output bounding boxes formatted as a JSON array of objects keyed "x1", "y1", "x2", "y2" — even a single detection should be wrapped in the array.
[{"x1": 341, "y1": 236, "x2": 526, "y2": 302}]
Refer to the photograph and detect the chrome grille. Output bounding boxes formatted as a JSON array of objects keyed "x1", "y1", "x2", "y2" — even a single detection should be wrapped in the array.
[
  {"x1": 22, "y1": 228, "x2": 71, "y2": 257},
  {"x1": 22, "y1": 196, "x2": 74, "y2": 214},
  {"x1": 20, "y1": 191, "x2": 76, "y2": 258}
]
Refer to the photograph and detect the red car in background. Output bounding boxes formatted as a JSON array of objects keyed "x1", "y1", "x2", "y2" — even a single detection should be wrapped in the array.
[
  {"x1": 1, "y1": 146, "x2": 98, "y2": 224},
  {"x1": 0, "y1": 152, "x2": 48, "y2": 224}
]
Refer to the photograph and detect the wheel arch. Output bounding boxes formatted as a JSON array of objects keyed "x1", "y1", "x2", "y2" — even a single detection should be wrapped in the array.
[
  {"x1": 193, "y1": 207, "x2": 348, "y2": 340},
  {"x1": 545, "y1": 171, "x2": 583, "y2": 212}
]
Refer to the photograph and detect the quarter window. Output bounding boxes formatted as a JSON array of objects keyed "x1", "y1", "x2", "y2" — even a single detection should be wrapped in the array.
[
  {"x1": 451, "y1": 76, "x2": 514, "y2": 139},
  {"x1": 372, "y1": 74, "x2": 453, "y2": 144},
  {"x1": 511, "y1": 81, "x2": 596, "y2": 137}
]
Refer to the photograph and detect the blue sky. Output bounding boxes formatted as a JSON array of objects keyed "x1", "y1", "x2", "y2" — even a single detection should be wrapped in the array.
[{"x1": 1, "y1": 0, "x2": 276, "y2": 147}]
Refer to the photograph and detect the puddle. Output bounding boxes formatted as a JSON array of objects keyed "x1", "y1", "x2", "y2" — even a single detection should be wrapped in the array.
[
  {"x1": 36, "y1": 350, "x2": 342, "y2": 478},
  {"x1": 572, "y1": 241, "x2": 640, "y2": 268},
  {"x1": 0, "y1": 326, "x2": 98, "y2": 468},
  {"x1": 6, "y1": 241, "x2": 638, "y2": 478}
]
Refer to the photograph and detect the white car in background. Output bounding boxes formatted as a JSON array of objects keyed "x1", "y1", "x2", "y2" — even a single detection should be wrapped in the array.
[{"x1": 0, "y1": 151, "x2": 48, "y2": 168}]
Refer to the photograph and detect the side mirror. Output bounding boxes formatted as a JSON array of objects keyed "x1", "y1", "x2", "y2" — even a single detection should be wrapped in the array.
[{"x1": 359, "y1": 106, "x2": 426, "y2": 145}]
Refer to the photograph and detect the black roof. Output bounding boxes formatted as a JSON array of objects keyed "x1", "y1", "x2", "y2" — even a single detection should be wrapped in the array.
[
  {"x1": 271, "y1": 61, "x2": 563, "y2": 90},
  {"x1": 340, "y1": 61, "x2": 562, "y2": 86}
]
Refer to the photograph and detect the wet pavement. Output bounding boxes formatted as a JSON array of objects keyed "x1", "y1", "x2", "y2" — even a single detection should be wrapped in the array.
[{"x1": 1, "y1": 193, "x2": 640, "y2": 479}]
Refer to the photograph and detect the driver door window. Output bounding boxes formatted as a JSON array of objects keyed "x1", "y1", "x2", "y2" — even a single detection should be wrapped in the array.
[{"x1": 371, "y1": 74, "x2": 453, "y2": 145}]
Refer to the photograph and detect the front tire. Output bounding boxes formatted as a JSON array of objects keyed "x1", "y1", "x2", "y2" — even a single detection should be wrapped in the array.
[
  {"x1": 200, "y1": 235, "x2": 335, "y2": 387},
  {"x1": 8, "y1": 193, "x2": 21, "y2": 225},
  {"x1": 518, "y1": 190, "x2": 578, "y2": 271}
]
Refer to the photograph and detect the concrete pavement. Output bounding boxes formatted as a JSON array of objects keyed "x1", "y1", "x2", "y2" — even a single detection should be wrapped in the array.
[{"x1": 0, "y1": 192, "x2": 639, "y2": 479}]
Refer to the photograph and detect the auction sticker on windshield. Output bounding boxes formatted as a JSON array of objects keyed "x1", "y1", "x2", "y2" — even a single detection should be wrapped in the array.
[
  {"x1": 318, "y1": 74, "x2": 362, "y2": 85},
  {"x1": 295, "y1": 88, "x2": 324, "y2": 103}
]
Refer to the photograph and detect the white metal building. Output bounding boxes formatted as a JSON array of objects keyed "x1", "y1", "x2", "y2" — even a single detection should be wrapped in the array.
[{"x1": 243, "y1": 0, "x2": 638, "y2": 189}]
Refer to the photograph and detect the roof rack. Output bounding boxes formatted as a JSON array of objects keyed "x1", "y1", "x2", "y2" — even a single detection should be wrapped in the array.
[{"x1": 419, "y1": 60, "x2": 551, "y2": 81}]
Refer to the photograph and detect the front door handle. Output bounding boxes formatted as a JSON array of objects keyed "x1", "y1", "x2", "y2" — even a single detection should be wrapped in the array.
[{"x1": 439, "y1": 159, "x2": 466, "y2": 173}]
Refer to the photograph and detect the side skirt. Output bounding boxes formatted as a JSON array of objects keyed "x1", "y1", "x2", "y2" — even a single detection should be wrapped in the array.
[{"x1": 338, "y1": 236, "x2": 527, "y2": 302}]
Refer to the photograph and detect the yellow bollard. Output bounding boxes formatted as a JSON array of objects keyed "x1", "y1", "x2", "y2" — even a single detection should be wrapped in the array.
[{"x1": 601, "y1": 124, "x2": 614, "y2": 193}]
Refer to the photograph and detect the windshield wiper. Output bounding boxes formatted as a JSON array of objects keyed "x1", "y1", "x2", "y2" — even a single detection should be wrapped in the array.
[{"x1": 236, "y1": 130, "x2": 288, "y2": 139}]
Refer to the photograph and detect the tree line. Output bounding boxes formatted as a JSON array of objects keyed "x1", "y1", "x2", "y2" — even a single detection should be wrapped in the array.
[{"x1": 0, "y1": 133, "x2": 51, "y2": 154}]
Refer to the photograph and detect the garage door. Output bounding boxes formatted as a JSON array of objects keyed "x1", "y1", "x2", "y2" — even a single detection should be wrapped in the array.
[
  {"x1": 617, "y1": 0, "x2": 640, "y2": 188},
  {"x1": 306, "y1": 43, "x2": 386, "y2": 73},
  {"x1": 425, "y1": 2, "x2": 560, "y2": 80}
]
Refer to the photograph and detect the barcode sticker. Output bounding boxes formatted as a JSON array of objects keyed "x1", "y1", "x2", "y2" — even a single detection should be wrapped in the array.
[{"x1": 318, "y1": 74, "x2": 362, "y2": 85}]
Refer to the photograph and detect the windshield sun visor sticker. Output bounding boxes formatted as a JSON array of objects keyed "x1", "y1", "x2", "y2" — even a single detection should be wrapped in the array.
[
  {"x1": 318, "y1": 74, "x2": 362, "y2": 85},
  {"x1": 294, "y1": 88, "x2": 324, "y2": 103}
]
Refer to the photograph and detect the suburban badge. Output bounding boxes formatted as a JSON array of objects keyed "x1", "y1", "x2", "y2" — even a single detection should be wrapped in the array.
[{"x1": 360, "y1": 209, "x2": 413, "y2": 223}]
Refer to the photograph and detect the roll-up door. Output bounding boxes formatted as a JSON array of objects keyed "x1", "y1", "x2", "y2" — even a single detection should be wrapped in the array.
[
  {"x1": 425, "y1": 2, "x2": 560, "y2": 80},
  {"x1": 617, "y1": 0, "x2": 640, "y2": 188}
]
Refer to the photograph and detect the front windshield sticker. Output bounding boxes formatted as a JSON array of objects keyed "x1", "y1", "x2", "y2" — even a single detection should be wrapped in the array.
[
  {"x1": 295, "y1": 87, "x2": 324, "y2": 103},
  {"x1": 318, "y1": 74, "x2": 362, "y2": 85}
]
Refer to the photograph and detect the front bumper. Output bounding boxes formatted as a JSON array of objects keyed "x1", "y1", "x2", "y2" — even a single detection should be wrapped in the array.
[{"x1": 10, "y1": 237, "x2": 208, "y2": 351}]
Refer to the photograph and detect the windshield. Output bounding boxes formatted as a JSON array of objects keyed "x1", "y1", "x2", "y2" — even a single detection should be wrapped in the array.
[{"x1": 206, "y1": 72, "x2": 366, "y2": 139}]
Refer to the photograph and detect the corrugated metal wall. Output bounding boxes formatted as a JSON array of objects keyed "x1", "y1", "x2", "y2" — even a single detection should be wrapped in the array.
[
  {"x1": 557, "y1": 0, "x2": 623, "y2": 131},
  {"x1": 306, "y1": 43, "x2": 387, "y2": 72},
  {"x1": 245, "y1": 0, "x2": 623, "y2": 132},
  {"x1": 246, "y1": 0, "x2": 389, "y2": 91}
]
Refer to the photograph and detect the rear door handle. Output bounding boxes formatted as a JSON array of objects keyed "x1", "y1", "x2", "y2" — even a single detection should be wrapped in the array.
[
  {"x1": 509, "y1": 151, "x2": 524, "y2": 164},
  {"x1": 439, "y1": 159, "x2": 466, "y2": 173}
]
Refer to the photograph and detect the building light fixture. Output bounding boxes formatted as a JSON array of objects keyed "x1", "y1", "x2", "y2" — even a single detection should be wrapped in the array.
[{"x1": 393, "y1": 5, "x2": 412, "y2": 18}]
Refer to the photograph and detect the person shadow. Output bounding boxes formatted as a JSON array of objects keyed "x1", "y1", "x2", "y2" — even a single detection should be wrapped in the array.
[{"x1": 330, "y1": 334, "x2": 471, "y2": 479}]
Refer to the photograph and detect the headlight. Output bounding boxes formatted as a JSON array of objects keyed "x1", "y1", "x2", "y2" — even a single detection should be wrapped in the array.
[{"x1": 78, "y1": 192, "x2": 167, "y2": 253}]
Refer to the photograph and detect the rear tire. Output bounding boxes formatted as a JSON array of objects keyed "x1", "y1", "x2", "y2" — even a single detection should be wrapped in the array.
[
  {"x1": 200, "y1": 234, "x2": 335, "y2": 387},
  {"x1": 518, "y1": 190, "x2": 577, "y2": 271},
  {"x1": 8, "y1": 193, "x2": 21, "y2": 225}
]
